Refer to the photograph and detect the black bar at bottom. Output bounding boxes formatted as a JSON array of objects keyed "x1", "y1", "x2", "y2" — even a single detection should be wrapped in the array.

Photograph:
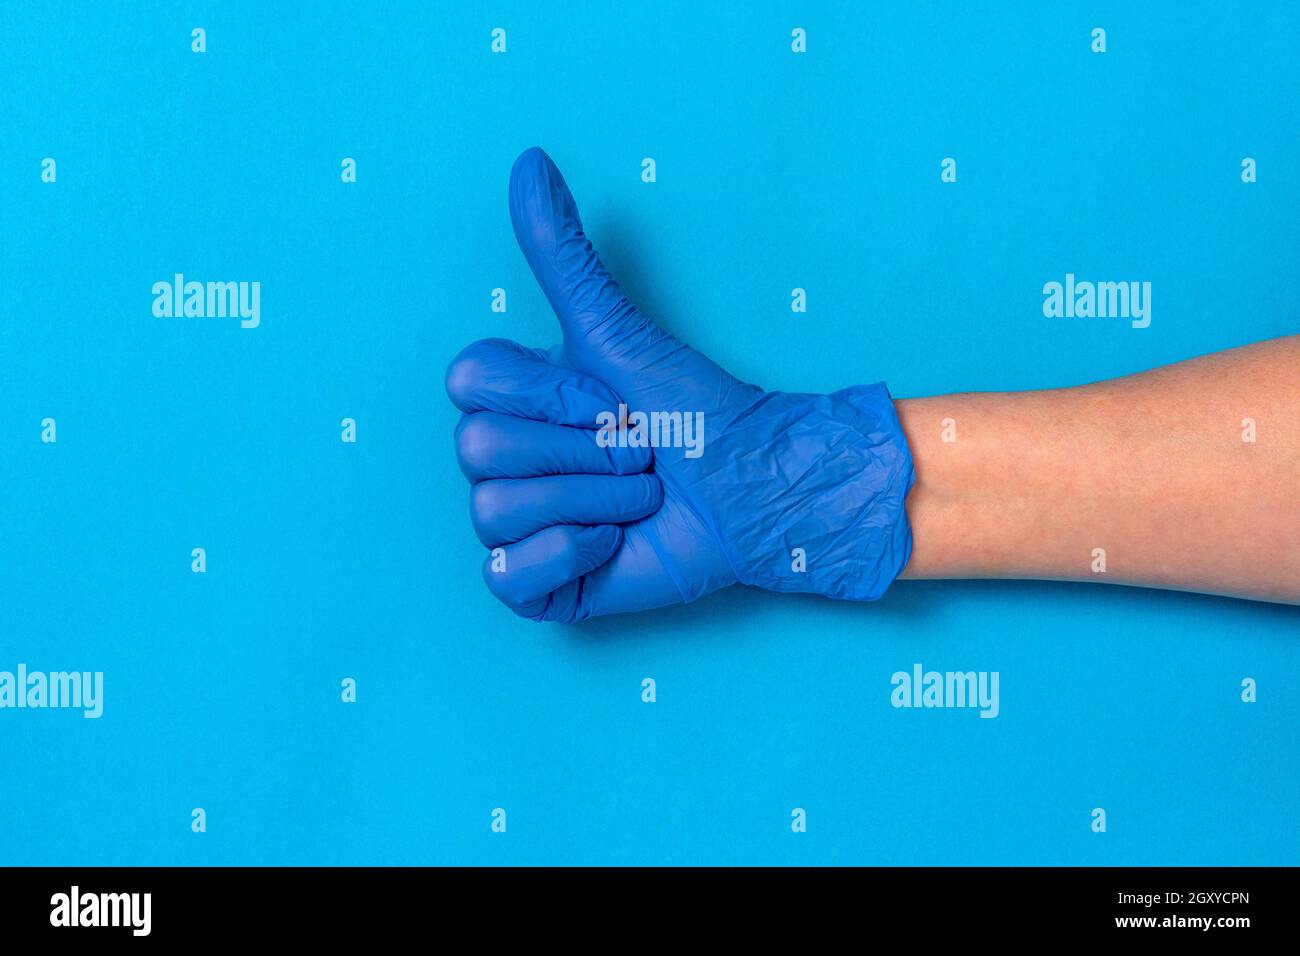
[{"x1": 0, "y1": 866, "x2": 1286, "y2": 941}]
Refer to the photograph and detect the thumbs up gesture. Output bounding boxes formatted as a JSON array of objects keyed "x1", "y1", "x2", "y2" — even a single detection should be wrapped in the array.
[{"x1": 447, "y1": 148, "x2": 915, "y2": 621}]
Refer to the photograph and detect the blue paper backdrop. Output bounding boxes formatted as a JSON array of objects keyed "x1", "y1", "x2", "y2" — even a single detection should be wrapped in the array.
[{"x1": 2, "y1": 1, "x2": 1297, "y2": 864}]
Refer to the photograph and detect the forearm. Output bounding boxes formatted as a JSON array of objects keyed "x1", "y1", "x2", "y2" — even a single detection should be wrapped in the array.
[{"x1": 895, "y1": 336, "x2": 1300, "y2": 603}]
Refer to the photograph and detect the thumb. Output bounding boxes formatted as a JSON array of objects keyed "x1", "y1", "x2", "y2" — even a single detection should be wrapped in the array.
[{"x1": 508, "y1": 147, "x2": 660, "y2": 357}]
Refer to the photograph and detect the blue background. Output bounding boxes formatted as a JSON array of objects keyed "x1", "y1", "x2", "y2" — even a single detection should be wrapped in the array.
[{"x1": 2, "y1": 1, "x2": 1297, "y2": 865}]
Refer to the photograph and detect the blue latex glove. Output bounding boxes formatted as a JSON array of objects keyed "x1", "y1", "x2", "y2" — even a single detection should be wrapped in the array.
[{"x1": 447, "y1": 148, "x2": 915, "y2": 621}]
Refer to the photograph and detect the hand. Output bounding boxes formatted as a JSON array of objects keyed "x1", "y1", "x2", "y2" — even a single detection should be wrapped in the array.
[{"x1": 446, "y1": 148, "x2": 915, "y2": 621}]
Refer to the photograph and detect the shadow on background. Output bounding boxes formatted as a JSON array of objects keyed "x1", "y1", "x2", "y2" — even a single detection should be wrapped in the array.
[{"x1": 569, "y1": 574, "x2": 1299, "y2": 646}]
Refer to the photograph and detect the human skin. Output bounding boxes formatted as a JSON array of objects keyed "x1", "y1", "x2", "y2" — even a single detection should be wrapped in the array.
[{"x1": 896, "y1": 335, "x2": 1300, "y2": 604}]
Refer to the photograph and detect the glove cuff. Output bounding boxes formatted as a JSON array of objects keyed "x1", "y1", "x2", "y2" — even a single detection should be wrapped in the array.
[{"x1": 716, "y1": 383, "x2": 916, "y2": 602}]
